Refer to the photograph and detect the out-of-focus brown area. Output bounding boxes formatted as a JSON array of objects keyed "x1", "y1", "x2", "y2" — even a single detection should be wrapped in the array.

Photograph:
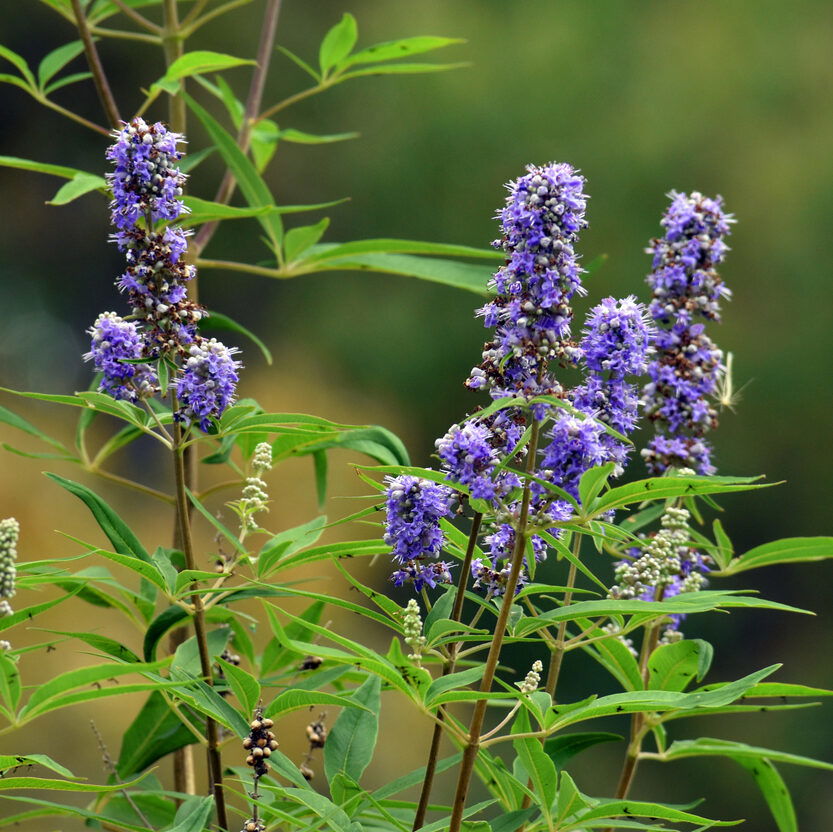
[{"x1": 1, "y1": 1, "x2": 832, "y2": 829}]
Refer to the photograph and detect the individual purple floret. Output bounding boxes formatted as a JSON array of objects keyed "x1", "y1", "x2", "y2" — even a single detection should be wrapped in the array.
[
  {"x1": 106, "y1": 117, "x2": 187, "y2": 229},
  {"x1": 435, "y1": 420, "x2": 500, "y2": 499},
  {"x1": 641, "y1": 192, "x2": 734, "y2": 475},
  {"x1": 383, "y1": 475, "x2": 453, "y2": 592},
  {"x1": 84, "y1": 312, "x2": 158, "y2": 402},
  {"x1": 468, "y1": 162, "x2": 589, "y2": 400},
  {"x1": 175, "y1": 338, "x2": 241, "y2": 431}
]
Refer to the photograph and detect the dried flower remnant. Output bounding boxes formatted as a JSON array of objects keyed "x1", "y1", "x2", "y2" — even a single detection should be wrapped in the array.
[
  {"x1": 243, "y1": 711, "x2": 278, "y2": 779},
  {"x1": 240, "y1": 819, "x2": 266, "y2": 832},
  {"x1": 299, "y1": 712, "x2": 327, "y2": 782},
  {"x1": 641, "y1": 191, "x2": 734, "y2": 474}
]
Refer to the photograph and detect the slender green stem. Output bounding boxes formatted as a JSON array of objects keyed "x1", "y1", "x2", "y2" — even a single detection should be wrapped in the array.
[
  {"x1": 37, "y1": 94, "x2": 110, "y2": 135},
  {"x1": 162, "y1": 0, "x2": 186, "y2": 134},
  {"x1": 181, "y1": 0, "x2": 209, "y2": 27},
  {"x1": 256, "y1": 80, "x2": 332, "y2": 124},
  {"x1": 110, "y1": 0, "x2": 162, "y2": 33},
  {"x1": 70, "y1": 0, "x2": 122, "y2": 128},
  {"x1": 172, "y1": 406, "x2": 228, "y2": 830},
  {"x1": 90, "y1": 25, "x2": 161, "y2": 43},
  {"x1": 181, "y1": 0, "x2": 255, "y2": 36},
  {"x1": 412, "y1": 512, "x2": 482, "y2": 831},
  {"x1": 448, "y1": 425, "x2": 541, "y2": 832},
  {"x1": 544, "y1": 547, "x2": 580, "y2": 698},
  {"x1": 85, "y1": 464, "x2": 175, "y2": 503},
  {"x1": 192, "y1": 0, "x2": 283, "y2": 258}
]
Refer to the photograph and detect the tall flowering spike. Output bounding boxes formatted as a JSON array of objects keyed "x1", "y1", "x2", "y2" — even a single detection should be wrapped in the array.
[
  {"x1": 641, "y1": 191, "x2": 734, "y2": 475},
  {"x1": 106, "y1": 117, "x2": 187, "y2": 229},
  {"x1": 566, "y1": 295, "x2": 655, "y2": 476},
  {"x1": 84, "y1": 312, "x2": 158, "y2": 402},
  {"x1": 384, "y1": 475, "x2": 453, "y2": 592},
  {"x1": 0, "y1": 518, "x2": 19, "y2": 602},
  {"x1": 468, "y1": 162, "x2": 588, "y2": 399},
  {"x1": 175, "y1": 339, "x2": 242, "y2": 432}
]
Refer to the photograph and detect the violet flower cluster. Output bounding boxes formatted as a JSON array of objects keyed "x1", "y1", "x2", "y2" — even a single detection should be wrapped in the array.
[
  {"x1": 468, "y1": 162, "x2": 588, "y2": 400},
  {"x1": 421, "y1": 166, "x2": 653, "y2": 598},
  {"x1": 383, "y1": 475, "x2": 453, "y2": 591},
  {"x1": 85, "y1": 118, "x2": 240, "y2": 429},
  {"x1": 641, "y1": 191, "x2": 733, "y2": 474}
]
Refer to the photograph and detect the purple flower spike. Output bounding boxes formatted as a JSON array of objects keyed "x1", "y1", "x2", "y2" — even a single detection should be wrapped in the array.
[
  {"x1": 106, "y1": 118, "x2": 187, "y2": 229},
  {"x1": 84, "y1": 312, "x2": 157, "y2": 402},
  {"x1": 175, "y1": 338, "x2": 241, "y2": 431},
  {"x1": 384, "y1": 475, "x2": 453, "y2": 592},
  {"x1": 641, "y1": 192, "x2": 734, "y2": 475},
  {"x1": 468, "y1": 162, "x2": 589, "y2": 400}
]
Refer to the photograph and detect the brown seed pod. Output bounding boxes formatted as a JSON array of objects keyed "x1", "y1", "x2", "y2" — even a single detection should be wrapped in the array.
[{"x1": 300, "y1": 763, "x2": 314, "y2": 781}]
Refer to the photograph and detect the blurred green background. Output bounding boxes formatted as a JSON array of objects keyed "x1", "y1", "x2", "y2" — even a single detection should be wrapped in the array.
[{"x1": 1, "y1": 0, "x2": 832, "y2": 828}]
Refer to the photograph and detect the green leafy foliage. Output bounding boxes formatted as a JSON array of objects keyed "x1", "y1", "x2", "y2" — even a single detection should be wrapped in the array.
[{"x1": 324, "y1": 675, "x2": 382, "y2": 785}]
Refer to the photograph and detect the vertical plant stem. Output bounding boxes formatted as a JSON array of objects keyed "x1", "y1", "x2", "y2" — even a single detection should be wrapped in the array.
[
  {"x1": 192, "y1": 0, "x2": 283, "y2": 257},
  {"x1": 172, "y1": 408, "x2": 228, "y2": 831},
  {"x1": 544, "y1": 540, "x2": 581, "y2": 697},
  {"x1": 162, "y1": 0, "x2": 186, "y2": 134},
  {"x1": 413, "y1": 511, "x2": 483, "y2": 831},
  {"x1": 70, "y1": 0, "x2": 122, "y2": 128},
  {"x1": 448, "y1": 424, "x2": 541, "y2": 832}
]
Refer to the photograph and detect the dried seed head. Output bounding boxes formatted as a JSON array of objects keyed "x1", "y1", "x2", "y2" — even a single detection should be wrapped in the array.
[
  {"x1": 300, "y1": 763, "x2": 314, "y2": 781},
  {"x1": 300, "y1": 655, "x2": 323, "y2": 671}
]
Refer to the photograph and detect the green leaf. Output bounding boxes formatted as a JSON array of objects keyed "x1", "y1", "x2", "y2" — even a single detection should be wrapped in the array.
[
  {"x1": 172, "y1": 629, "x2": 229, "y2": 676},
  {"x1": 257, "y1": 515, "x2": 328, "y2": 578},
  {"x1": 306, "y1": 251, "x2": 494, "y2": 295},
  {"x1": 198, "y1": 309, "x2": 272, "y2": 364},
  {"x1": 168, "y1": 670, "x2": 250, "y2": 736},
  {"x1": 39, "y1": 629, "x2": 140, "y2": 663},
  {"x1": 648, "y1": 640, "x2": 712, "y2": 692},
  {"x1": 276, "y1": 45, "x2": 320, "y2": 81},
  {"x1": 306, "y1": 238, "x2": 499, "y2": 263},
  {"x1": 718, "y1": 537, "x2": 833, "y2": 576},
  {"x1": 116, "y1": 691, "x2": 196, "y2": 778},
  {"x1": 184, "y1": 93, "x2": 283, "y2": 249},
  {"x1": 0, "y1": 590, "x2": 80, "y2": 634},
  {"x1": 712, "y1": 518, "x2": 734, "y2": 570},
  {"x1": 543, "y1": 732, "x2": 622, "y2": 769},
  {"x1": 324, "y1": 675, "x2": 381, "y2": 784},
  {"x1": 285, "y1": 218, "x2": 331, "y2": 262},
  {"x1": 344, "y1": 36, "x2": 464, "y2": 67},
  {"x1": 166, "y1": 795, "x2": 214, "y2": 832},
  {"x1": 425, "y1": 666, "x2": 485, "y2": 707},
  {"x1": 0, "y1": 45, "x2": 35, "y2": 87},
  {"x1": 185, "y1": 487, "x2": 247, "y2": 555},
  {"x1": 265, "y1": 688, "x2": 369, "y2": 719},
  {"x1": 179, "y1": 195, "x2": 277, "y2": 228},
  {"x1": 567, "y1": 798, "x2": 737, "y2": 828},
  {"x1": 0, "y1": 652, "x2": 21, "y2": 713},
  {"x1": 340, "y1": 62, "x2": 468, "y2": 80},
  {"x1": 578, "y1": 462, "x2": 616, "y2": 508},
  {"x1": 735, "y1": 758, "x2": 797, "y2": 832},
  {"x1": 319, "y1": 13, "x2": 358, "y2": 74},
  {"x1": 44, "y1": 473, "x2": 150, "y2": 561},
  {"x1": 278, "y1": 128, "x2": 359, "y2": 145},
  {"x1": 0, "y1": 754, "x2": 76, "y2": 779},
  {"x1": 37, "y1": 39, "x2": 85, "y2": 89},
  {"x1": 154, "y1": 50, "x2": 254, "y2": 94},
  {"x1": 555, "y1": 770, "x2": 588, "y2": 824},
  {"x1": 298, "y1": 425, "x2": 410, "y2": 467},
  {"x1": 43, "y1": 70, "x2": 92, "y2": 95},
  {"x1": 660, "y1": 737, "x2": 833, "y2": 771},
  {"x1": 312, "y1": 449, "x2": 328, "y2": 509},
  {"x1": 0, "y1": 155, "x2": 93, "y2": 181},
  {"x1": 217, "y1": 657, "x2": 259, "y2": 715},
  {"x1": 0, "y1": 774, "x2": 148, "y2": 793},
  {"x1": 0, "y1": 404, "x2": 68, "y2": 452},
  {"x1": 578, "y1": 617, "x2": 643, "y2": 691},
  {"x1": 589, "y1": 474, "x2": 769, "y2": 516},
  {"x1": 513, "y1": 710, "x2": 556, "y2": 821}
]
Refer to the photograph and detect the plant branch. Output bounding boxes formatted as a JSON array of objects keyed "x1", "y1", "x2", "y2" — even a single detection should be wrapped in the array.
[
  {"x1": 162, "y1": 0, "x2": 186, "y2": 133},
  {"x1": 85, "y1": 464, "x2": 175, "y2": 504},
  {"x1": 545, "y1": 548, "x2": 580, "y2": 698},
  {"x1": 172, "y1": 405, "x2": 228, "y2": 830},
  {"x1": 448, "y1": 423, "x2": 541, "y2": 832},
  {"x1": 89, "y1": 25, "x2": 161, "y2": 44},
  {"x1": 110, "y1": 0, "x2": 162, "y2": 33},
  {"x1": 181, "y1": 0, "x2": 255, "y2": 36},
  {"x1": 192, "y1": 0, "x2": 283, "y2": 258},
  {"x1": 412, "y1": 511, "x2": 482, "y2": 831},
  {"x1": 70, "y1": 0, "x2": 122, "y2": 128}
]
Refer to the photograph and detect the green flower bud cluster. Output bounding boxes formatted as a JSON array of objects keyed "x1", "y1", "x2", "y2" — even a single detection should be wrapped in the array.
[
  {"x1": 403, "y1": 599, "x2": 426, "y2": 663},
  {"x1": 517, "y1": 660, "x2": 543, "y2": 694}
]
